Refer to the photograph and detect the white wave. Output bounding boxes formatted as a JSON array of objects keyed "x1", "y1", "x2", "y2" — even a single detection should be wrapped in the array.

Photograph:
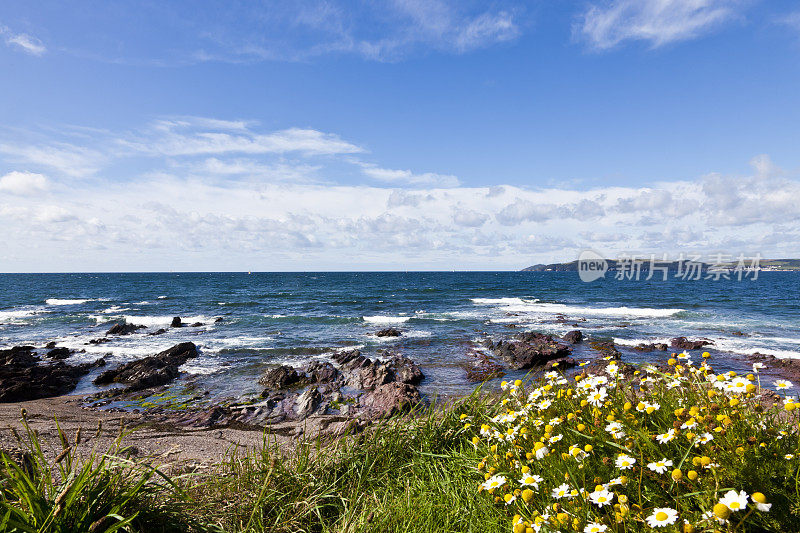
[
  {"x1": 0, "y1": 308, "x2": 43, "y2": 323},
  {"x1": 363, "y1": 315, "x2": 411, "y2": 324},
  {"x1": 472, "y1": 297, "x2": 538, "y2": 305},
  {"x1": 46, "y1": 298, "x2": 92, "y2": 305},
  {"x1": 613, "y1": 337, "x2": 673, "y2": 347},
  {"x1": 157, "y1": 295, "x2": 167, "y2": 299},
  {"x1": 179, "y1": 361, "x2": 223, "y2": 375},
  {"x1": 498, "y1": 302, "x2": 683, "y2": 319},
  {"x1": 121, "y1": 314, "x2": 213, "y2": 328},
  {"x1": 713, "y1": 338, "x2": 800, "y2": 360},
  {"x1": 102, "y1": 305, "x2": 129, "y2": 314},
  {"x1": 134, "y1": 301, "x2": 150, "y2": 305}
]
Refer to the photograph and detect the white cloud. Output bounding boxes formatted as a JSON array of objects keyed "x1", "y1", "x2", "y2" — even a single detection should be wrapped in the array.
[
  {"x1": 359, "y1": 163, "x2": 460, "y2": 187},
  {"x1": 1, "y1": 26, "x2": 46, "y2": 56},
  {"x1": 577, "y1": 0, "x2": 741, "y2": 50},
  {"x1": 0, "y1": 171, "x2": 49, "y2": 195}
]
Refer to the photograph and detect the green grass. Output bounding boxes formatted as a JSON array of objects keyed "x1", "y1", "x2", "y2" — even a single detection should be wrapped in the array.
[
  {"x1": 0, "y1": 394, "x2": 504, "y2": 533},
  {"x1": 3, "y1": 356, "x2": 799, "y2": 532}
]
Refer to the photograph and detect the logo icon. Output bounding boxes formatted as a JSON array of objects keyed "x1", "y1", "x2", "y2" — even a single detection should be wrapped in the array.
[{"x1": 578, "y1": 250, "x2": 608, "y2": 282}]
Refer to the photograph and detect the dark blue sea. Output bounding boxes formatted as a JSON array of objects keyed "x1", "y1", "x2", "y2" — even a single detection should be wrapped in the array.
[{"x1": 1, "y1": 272, "x2": 798, "y2": 401}]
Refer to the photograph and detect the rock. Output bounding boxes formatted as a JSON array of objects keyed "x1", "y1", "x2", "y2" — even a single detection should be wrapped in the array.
[
  {"x1": 93, "y1": 342, "x2": 198, "y2": 392},
  {"x1": 544, "y1": 357, "x2": 577, "y2": 370},
  {"x1": 302, "y1": 361, "x2": 340, "y2": 384},
  {"x1": 259, "y1": 365, "x2": 306, "y2": 390},
  {"x1": 493, "y1": 332, "x2": 573, "y2": 370},
  {"x1": 589, "y1": 340, "x2": 621, "y2": 359},
  {"x1": 294, "y1": 387, "x2": 322, "y2": 418},
  {"x1": 214, "y1": 317, "x2": 224, "y2": 323},
  {"x1": 563, "y1": 330, "x2": 583, "y2": 344},
  {"x1": 390, "y1": 354, "x2": 425, "y2": 385},
  {"x1": 45, "y1": 341, "x2": 57, "y2": 349},
  {"x1": 0, "y1": 346, "x2": 101, "y2": 403},
  {"x1": 634, "y1": 343, "x2": 669, "y2": 352},
  {"x1": 190, "y1": 322, "x2": 204, "y2": 327},
  {"x1": 376, "y1": 328, "x2": 402, "y2": 337},
  {"x1": 88, "y1": 338, "x2": 110, "y2": 345},
  {"x1": 45, "y1": 347, "x2": 71, "y2": 360},
  {"x1": 170, "y1": 317, "x2": 182, "y2": 328},
  {"x1": 106, "y1": 323, "x2": 146, "y2": 335},
  {"x1": 670, "y1": 337, "x2": 713, "y2": 350},
  {"x1": 149, "y1": 328, "x2": 167, "y2": 336},
  {"x1": 464, "y1": 351, "x2": 505, "y2": 382},
  {"x1": 731, "y1": 331, "x2": 748, "y2": 337},
  {"x1": 359, "y1": 382, "x2": 422, "y2": 418}
]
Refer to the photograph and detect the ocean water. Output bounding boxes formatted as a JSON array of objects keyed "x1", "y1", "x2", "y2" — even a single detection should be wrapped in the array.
[{"x1": 0, "y1": 272, "x2": 798, "y2": 401}]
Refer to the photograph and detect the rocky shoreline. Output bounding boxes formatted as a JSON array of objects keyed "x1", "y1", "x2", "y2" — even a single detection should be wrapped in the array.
[{"x1": 3, "y1": 321, "x2": 800, "y2": 457}]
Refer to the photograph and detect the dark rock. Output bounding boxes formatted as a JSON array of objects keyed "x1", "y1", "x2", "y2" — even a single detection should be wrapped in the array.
[
  {"x1": 46, "y1": 347, "x2": 71, "y2": 360},
  {"x1": 302, "y1": 361, "x2": 339, "y2": 384},
  {"x1": 149, "y1": 328, "x2": 167, "y2": 336},
  {"x1": 670, "y1": 337, "x2": 713, "y2": 350},
  {"x1": 214, "y1": 317, "x2": 224, "y2": 323},
  {"x1": 589, "y1": 340, "x2": 621, "y2": 359},
  {"x1": 563, "y1": 330, "x2": 583, "y2": 344},
  {"x1": 375, "y1": 328, "x2": 402, "y2": 337},
  {"x1": 106, "y1": 323, "x2": 146, "y2": 335},
  {"x1": 493, "y1": 332, "x2": 573, "y2": 370},
  {"x1": 93, "y1": 342, "x2": 198, "y2": 392},
  {"x1": 259, "y1": 365, "x2": 306, "y2": 390},
  {"x1": 634, "y1": 343, "x2": 669, "y2": 352},
  {"x1": 170, "y1": 317, "x2": 182, "y2": 328},
  {"x1": 88, "y1": 338, "x2": 110, "y2": 345},
  {"x1": 464, "y1": 351, "x2": 505, "y2": 382},
  {"x1": 731, "y1": 331, "x2": 748, "y2": 337},
  {"x1": 45, "y1": 341, "x2": 57, "y2": 349},
  {"x1": 390, "y1": 354, "x2": 424, "y2": 385},
  {"x1": 544, "y1": 357, "x2": 577, "y2": 370},
  {"x1": 190, "y1": 322, "x2": 204, "y2": 327},
  {"x1": 0, "y1": 346, "x2": 101, "y2": 403},
  {"x1": 359, "y1": 382, "x2": 422, "y2": 418}
]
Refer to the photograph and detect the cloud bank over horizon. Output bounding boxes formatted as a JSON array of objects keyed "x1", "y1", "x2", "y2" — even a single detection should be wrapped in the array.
[{"x1": 1, "y1": 116, "x2": 798, "y2": 272}]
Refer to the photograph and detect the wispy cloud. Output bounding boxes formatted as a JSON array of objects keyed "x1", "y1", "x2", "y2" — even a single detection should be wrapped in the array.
[
  {"x1": 1, "y1": 25, "x2": 46, "y2": 55},
  {"x1": 577, "y1": 0, "x2": 742, "y2": 50},
  {"x1": 358, "y1": 161, "x2": 460, "y2": 188}
]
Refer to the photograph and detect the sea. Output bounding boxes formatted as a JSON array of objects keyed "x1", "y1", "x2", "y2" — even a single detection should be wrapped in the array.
[{"x1": 1, "y1": 271, "x2": 798, "y2": 402}]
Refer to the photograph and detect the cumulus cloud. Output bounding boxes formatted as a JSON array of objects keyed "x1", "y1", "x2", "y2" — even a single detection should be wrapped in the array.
[
  {"x1": 577, "y1": 0, "x2": 741, "y2": 50},
  {"x1": 2, "y1": 117, "x2": 800, "y2": 271},
  {"x1": 0, "y1": 171, "x2": 49, "y2": 195}
]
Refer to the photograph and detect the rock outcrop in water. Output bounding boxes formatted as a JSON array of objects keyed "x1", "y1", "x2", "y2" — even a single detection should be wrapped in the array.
[
  {"x1": 106, "y1": 322, "x2": 146, "y2": 335},
  {"x1": 0, "y1": 346, "x2": 104, "y2": 403},
  {"x1": 94, "y1": 342, "x2": 198, "y2": 392},
  {"x1": 670, "y1": 337, "x2": 713, "y2": 350},
  {"x1": 489, "y1": 332, "x2": 574, "y2": 370},
  {"x1": 375, "y1": 328, "x2": 402, "y2": 337}
]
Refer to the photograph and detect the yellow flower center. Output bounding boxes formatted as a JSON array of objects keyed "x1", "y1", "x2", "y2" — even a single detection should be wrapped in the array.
[
  {"x1": 656, "y1": 512, "x2": 668, "y2": 521},
  {"x1": 730, "y1": 502, "x2": 740, "y2": 509}
]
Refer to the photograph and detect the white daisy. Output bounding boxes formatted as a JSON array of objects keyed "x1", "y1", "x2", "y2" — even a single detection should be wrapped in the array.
[
  {"x1": 589, "y1": 488, "x2": 614, "y2": 507},
  {"x1": 775, "y1": 380, "x2": 793, "y2": 391},
  {"x1": 552, "y1": 483, "x2": 571, "y2": 499},
  {"x1": 647, "y1": 459, "x2": 673, "y2": 474},
  {"x1": 656, "y1": 429, "x2": 676, "y2": 444},
  {"x1": 646, "y1": 507, "x2": 679, "y2": 528},
  {"x1": 584, "y1": 523, "x2": 607, "y2": 533},
  {"x1": 615, "y1": 454, "x2": 636, "y2": 470},
  {"x1": 719, "y1": 490, "x2": 749, "y2": 512},
  {"x1": 519, "y1": 474, "x2": 543, "y2": 488},
  {"x1": 480, "y1": 475, "x2": 506, "y2": 490}
]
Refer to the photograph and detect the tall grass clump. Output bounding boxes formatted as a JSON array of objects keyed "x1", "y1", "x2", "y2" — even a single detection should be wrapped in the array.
[
  {"x1": 185, "y1": 395, "x2": 506, "y2": 533},
  {"x1": 468, "y1": 353, "x2": 800, "y2": 532},
  {"x1": 0, "y1": 416, "x2": 193, "y2": 533}
]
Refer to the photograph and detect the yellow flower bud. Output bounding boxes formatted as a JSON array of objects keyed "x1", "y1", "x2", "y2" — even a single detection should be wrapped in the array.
[
  {"x1": 687, "y1": 469, "x2": 699, "y2": 480},
  {"x1": 752, "y1": 492, "x2": 767, "y2": 504},
  {"x1": 671, "y1": 468, "x2": 683, "y2": 481},
  {"x1": 713, "y1": 503, "x2": 731, "y2": 520},
  {"x1": 522, "y1": 488, "x2": 534, "y2": 503},
  {"x1": 623, "y1": 402, "x2": 632, "y2": 411}
]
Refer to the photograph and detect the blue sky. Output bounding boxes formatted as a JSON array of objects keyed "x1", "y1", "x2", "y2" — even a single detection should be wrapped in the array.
[{"x1": 1, "y1": 0, "x2": 800, "y2": 271}]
